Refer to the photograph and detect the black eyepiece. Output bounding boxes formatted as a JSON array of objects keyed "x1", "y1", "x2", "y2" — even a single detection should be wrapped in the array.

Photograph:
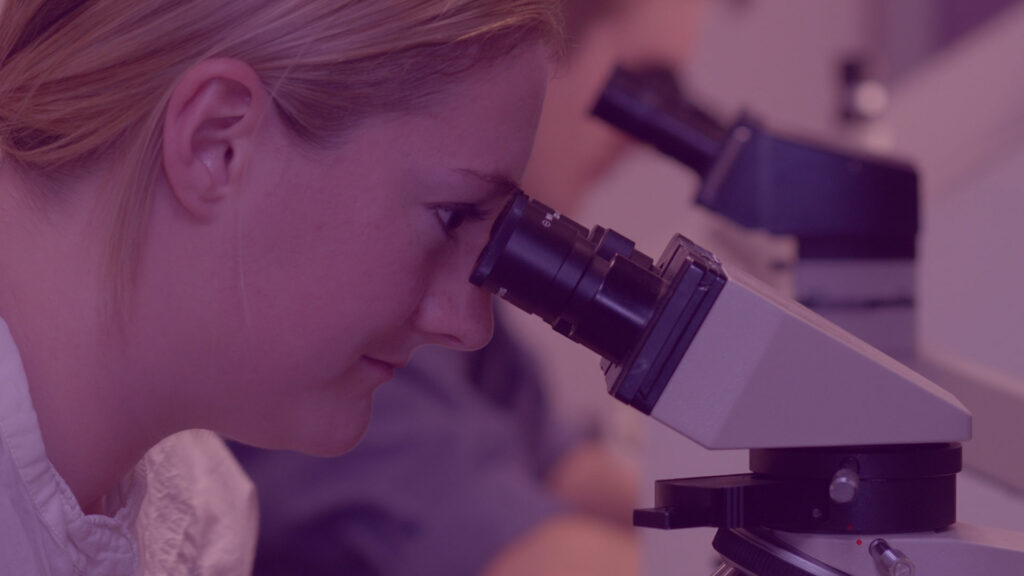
[
  {"x1": 471, "y1": 192, "x2": 728, "y2": 413},
  {"x1": 471, "y1": 192, "x2": 663, "y2": 364},
  {"x1": 592, "y1": 66, "x2": 728, "y2": 178}
]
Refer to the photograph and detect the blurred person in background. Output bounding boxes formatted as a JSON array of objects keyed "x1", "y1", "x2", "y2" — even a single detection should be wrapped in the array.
[{"x1": 231, "y1": 1, "x2": 704, "y2": 575}]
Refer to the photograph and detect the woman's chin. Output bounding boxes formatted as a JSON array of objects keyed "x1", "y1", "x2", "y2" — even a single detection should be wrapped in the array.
[
  {"x1": 296, "y1": 396, "x2": 374, "y2": 457},
  {"x1": 228, "y1": 386, "x2": 375, "y2": 456}
]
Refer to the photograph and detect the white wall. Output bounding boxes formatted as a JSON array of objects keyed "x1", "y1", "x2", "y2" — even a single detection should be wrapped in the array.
[
  {"x1": 887, "y1": 3, "x2": 1024, "y2": 384},
  {"x1": 885, "y1": 2, "x2": 1024, "y2": 490}
]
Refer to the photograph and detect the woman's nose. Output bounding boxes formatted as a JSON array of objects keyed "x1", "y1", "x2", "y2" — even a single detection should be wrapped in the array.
[{"x1": 412, "y1": 266, "x2": 495, "y2": 351}]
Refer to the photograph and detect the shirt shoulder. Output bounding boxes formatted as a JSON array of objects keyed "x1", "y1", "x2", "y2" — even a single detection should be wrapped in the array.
[{"x1": 137, "y1": 429, "x2": 258, "y2": 576}]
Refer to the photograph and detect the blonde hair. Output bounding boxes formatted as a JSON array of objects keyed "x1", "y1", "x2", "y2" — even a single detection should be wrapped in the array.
[{"x1": 0, "y1": 0, "x2": 562, "y2": 308}]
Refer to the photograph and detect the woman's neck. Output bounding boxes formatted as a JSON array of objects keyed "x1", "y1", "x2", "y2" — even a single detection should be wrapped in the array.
[{"x1": 0, "y1": 168, "x2": 173, "y2": 514}]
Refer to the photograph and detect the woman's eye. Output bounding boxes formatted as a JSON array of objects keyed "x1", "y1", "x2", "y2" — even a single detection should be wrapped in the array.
[{"x1": 435, "y1": 204, "x2": 488, "y2": 237}]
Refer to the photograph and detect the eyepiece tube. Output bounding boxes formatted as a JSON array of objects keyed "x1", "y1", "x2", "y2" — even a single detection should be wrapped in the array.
[
  {"x1": 472, "y1": 192, "x2": 727, "y2": 413},
  {"x1": 592, "y1": 66, "x2": 728, "y2": 178},
  {"x1": 471, "y1": 192, "x2": 664, "y2": 364}
]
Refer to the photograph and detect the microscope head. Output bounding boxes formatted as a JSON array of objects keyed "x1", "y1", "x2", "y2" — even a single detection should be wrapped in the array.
[
  {"x1": 471, "y1": 192, "x2": 970, "y2": 450},
  {"x1": 653, "y1": 263, "x2": 968, "y2": 448}
]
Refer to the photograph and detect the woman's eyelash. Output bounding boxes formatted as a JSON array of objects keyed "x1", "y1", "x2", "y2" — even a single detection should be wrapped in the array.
[{"x1": 434, "y1": 203, "x2": 491, "y2": 237}]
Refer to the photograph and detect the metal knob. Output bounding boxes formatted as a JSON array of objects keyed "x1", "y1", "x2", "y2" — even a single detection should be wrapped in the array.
[
  {"x1": 869, "y1": 539, "x2": 915, "y2": 576},
  {"x1": 829, "y1": 467, "x2": 860, "y2": 504}
]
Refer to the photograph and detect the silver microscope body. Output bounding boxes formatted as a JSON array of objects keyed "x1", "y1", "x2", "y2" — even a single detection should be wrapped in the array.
[{"x1": 470, "y1": 190, "x2": 1024, "y2": 575}]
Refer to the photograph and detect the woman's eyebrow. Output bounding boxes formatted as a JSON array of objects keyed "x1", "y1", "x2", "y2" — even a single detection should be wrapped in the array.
[{"x1": 457, "y1": 169, "x2": 522, "y2": 199}]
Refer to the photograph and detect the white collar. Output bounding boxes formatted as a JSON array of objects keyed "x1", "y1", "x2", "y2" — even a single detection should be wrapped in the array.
[{"x1": 0, "y1": 316, "x2": 145, "y2": 575}]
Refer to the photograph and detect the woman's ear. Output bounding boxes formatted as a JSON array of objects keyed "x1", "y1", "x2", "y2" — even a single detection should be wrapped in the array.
[{"x1": 162, "y1": 58, "x2": 268, "y2": 220}]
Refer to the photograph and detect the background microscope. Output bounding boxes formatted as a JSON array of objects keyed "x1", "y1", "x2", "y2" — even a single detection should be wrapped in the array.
[{"x1": 592, "y1": 64, "x2": 917, "y2": 361}]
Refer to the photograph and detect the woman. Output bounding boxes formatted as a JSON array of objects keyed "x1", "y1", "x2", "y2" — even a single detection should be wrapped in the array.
[
  {"x1": 232, "y1": 1, "x2": 706, "y2": 575},
  {"x1": 0, "y1": 1, "x2": 560, "y2": 574}
]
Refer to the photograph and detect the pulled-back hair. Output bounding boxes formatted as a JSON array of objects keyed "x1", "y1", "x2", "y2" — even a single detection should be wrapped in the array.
[{"x1": 0, "y1": 0, "x2": 563, "y2": 306}]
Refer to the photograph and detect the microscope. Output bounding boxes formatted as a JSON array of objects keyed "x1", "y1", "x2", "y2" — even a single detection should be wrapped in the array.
[{"x1": 468, "y1": 69, "x2": 1024, "y2": 575}]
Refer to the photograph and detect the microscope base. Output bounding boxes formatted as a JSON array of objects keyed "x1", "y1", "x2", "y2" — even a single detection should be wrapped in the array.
[{"x1": 713, "y1": 523, "x2": 1024, "y2": 575}]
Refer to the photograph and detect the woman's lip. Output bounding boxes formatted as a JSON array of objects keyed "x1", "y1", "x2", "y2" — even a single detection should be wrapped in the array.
[
  {"x1": 362, "y1": 356, "x2": 398, "y2": 380},
  {"x1": 364, "y1": 356, "x2": 406, "y2": 369}
]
